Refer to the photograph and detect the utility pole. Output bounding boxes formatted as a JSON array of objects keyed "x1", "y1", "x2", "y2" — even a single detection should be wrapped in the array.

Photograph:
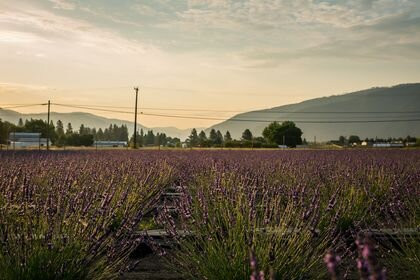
[
  {"x1": 133, "y1": 87, "x2": 139, "y2": 149},
  {"x1": 46, "y1": 100, "x2": 51, "y2": 151}
]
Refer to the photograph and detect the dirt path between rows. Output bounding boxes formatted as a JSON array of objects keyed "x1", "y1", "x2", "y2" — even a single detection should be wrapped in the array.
[{"x1": 122, "y1": 255, "x2": 183, "y2": 280}]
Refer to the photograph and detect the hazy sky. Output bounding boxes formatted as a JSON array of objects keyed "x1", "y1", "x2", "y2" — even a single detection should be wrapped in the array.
[{"x1": 1, "y1": 0, "x2": 419, "y2": 129}]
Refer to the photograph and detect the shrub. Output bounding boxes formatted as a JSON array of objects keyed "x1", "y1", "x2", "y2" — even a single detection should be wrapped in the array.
[{"x1": 0, "y1": 152, "x2": 171, "y2": 279}]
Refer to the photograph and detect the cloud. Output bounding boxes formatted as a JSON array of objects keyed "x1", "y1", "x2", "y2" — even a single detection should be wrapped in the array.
[
  {"x1": 233, "y1": 3, "x2": 420, "y2": 68},
  {"x1": 169, "y1": 0, "x2": 418, "y2": 30},
  {"x1": 0, "y1": 31, "x2": 45, "y2": 43},
  {"x1": 0, "y1": 3, "x2": 150, "y2": 54},
  {"x1": 48, "y1": 0, "x2": 75, "y2": 10}
]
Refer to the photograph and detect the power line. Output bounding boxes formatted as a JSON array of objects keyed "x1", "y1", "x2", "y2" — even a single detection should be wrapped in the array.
[
  {"x1": 139, "y1": 112, "x2": 420, "y2": 124},
  {"x1": 0, "y1": 104, "x2": 45, "y2": 109},
  {"x1": 51, "y1": 103, "x2": 420, "y2": 124},
  {"x1": 51, "y1": 103, "x2": 420, "y2": 114}
]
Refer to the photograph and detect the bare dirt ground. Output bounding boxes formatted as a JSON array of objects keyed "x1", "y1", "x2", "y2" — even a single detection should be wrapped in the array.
[{"x1": 122, "y1": 255, "x2": 183, "y2": 280}]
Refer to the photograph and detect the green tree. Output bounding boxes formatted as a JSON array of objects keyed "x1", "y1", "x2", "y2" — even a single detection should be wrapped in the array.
[
  {"x1": 188, "y1": 129, "x2": 199, "y2": 147},
  {"x1": 348, "y1": 135, "x2": 361, "y2": 144},
  {"x1": 66, "y1": 134, "x2": 94, "y2": 146},
  {"x1": 242, "y1": 129, "x2": 253, "y2": 141},
  {"x1": 0, "y1": 119, "x2": 16, "y2": 145},
  {"x1": 262, "y1": 121, "x2": 303, "y2": 147},
  {"x1": 55, "y1": 120, "x2": 65, "y2": 146},
  {"x1": 56, "y1": 120, "x2": 64, "y2": 137},
  {"x1": 97, "y1": 128, "x2": 104, "y2": 140},
  {"x1": 224, "y1": 131, "x2": 232, "y2": 142},
  {"x1": 216, "y1": 130, "x2": 223, "y2": 145},
  {"x1": 209, "y1": 129, "x2": 218, "y2": 145},
  {"x1": 79, "y1": 124, "x2": 86, "y2": 135},
  {"x1": 18, "y1": 118, "x2": 24, "y2": 127},
  {"x1": 66, "y1": 123, "x2": 73, "y2": 135},
  {"x1": 139, "y1": 128, "x2": 144, "y2": 146},
  {"x1": 145, "y1": 130, "x2": 155, "y2": 146},
  {"x1": 198, "y1": 130, "x2": 208, "y2": 147}
]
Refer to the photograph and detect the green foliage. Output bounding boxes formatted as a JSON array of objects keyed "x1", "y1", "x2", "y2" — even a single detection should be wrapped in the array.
[
  {"x1": 0, "y1": 119, "x2": 15, "y2": 144},
  {"x1": 262, "y1": 121, "x2": 303, "y2": 147},
  {"x1": 187, "y1": 128, "x2": 199, "y2": 147},
  {"x1": 65, "y1": 134, "x2": 94, "y2": 146},
  {"x1": 241, "y1": 129, "x2": 253, "y2": 141},
  {"x1": 0, "y1": 156, "x2": 172, "y2": 280},
  {"x1": 348, "y1": 135, "x2": 361, "y2": 144},
  {"x1": 224, "y1": 131, "x2": 232, "y2": 142},
  {"x1": 0, "y1": 241, "x2": 88, "y2": 280},
  {"x1": 165, "y1": 171, "x2": 332, "y2": 280},
  {"x1": 209, "y1": 129, "x2": 218, "y2": 145}
]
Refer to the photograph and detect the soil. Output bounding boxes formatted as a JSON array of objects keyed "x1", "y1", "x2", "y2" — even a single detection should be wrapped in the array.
[{"x1": 121, "y1": 254, "x2": 183, "y2": 280}]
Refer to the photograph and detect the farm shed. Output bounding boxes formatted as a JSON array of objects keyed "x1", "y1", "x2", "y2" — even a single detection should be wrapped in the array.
[
  {"x1": 94, "y1": 141, "x2": 128, "y2": 147},
  {"x1": 373, "y1": 142, "x2": 404, "y2": 148},
  {"x1": 8, "y1": 132, "x2": 48, "y2": 148}
]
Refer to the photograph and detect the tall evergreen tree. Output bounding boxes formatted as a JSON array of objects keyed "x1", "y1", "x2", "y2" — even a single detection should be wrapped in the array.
[
  {"x1": 198, "y1": 130, "x2": 207, "y2": 147},
  {"x1": 66, "y1": 123, "x2": 73, "y2": 135},
  {"x1": 224, "y1": 131, "x2": 232, "y2": 142},
  {"x1": 209, "y1": 129, "x2": 218, "y2": 144},
  {"x1": 242, "y1": 129, "x2": 253, "y2": 141},
  {"x1": 216, "y1": 130, "x2": 223, "y2": 145},
  {"x1": 145, "y1": 130, "x2": 155, "y2": 145},
  {"x1": 56, "y1": 120, "x2": 64, "y2": 137},
  {"x1": 188, "y1": 128, "x2": 199, "y2": 147},
  {"x1": 79, "y1": 124, "x2": 86, "y2": 135},
  {"x1": 97, "y1": 128, "x2": 104, "y2": 140}
]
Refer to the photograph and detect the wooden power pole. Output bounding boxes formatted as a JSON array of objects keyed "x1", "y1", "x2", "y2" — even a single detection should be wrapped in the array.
[
  {"x1": 46, "y1": 100, "x2": 50, "y2": 151},
  {"x1": 133, "y1": 87, "x2": 139, "y2": 149}
]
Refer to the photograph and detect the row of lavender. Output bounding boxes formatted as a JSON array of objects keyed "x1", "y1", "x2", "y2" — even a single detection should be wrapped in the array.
[
  {"x1": 157, "y1": 150, "x2": 419, "y2": 279},
  {"x1": 0, "y1": 150, "x2": 419, "y2": 279}
]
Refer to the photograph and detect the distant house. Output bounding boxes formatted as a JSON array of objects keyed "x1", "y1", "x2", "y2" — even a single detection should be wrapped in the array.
[
  {"x1": 278, "y1": 145, "x2": 288, "y2": 149},
  {"x1": 296, "y1": 145, "x2": 308, "y2": 148},
  {"x1": 390, "y1": 142, "x2": 404, "y2": 148},
  {"x1": 94, "y1": 141, "x2": 127, "y2": 148},
  {"x1": 361, "y1": 141, "x2": 373, "y2": 147},
  {"x1": 8, "y1": 132, "x2": 48, "y2": 148},
  {"x1": 373, "y1": 143, "x2": 391, "y2": 148},
  {"x1": 373, "y1": 142, "x2": 404, "y2": 148}
]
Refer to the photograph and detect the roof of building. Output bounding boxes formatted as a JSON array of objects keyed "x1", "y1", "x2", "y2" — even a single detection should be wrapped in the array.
[{"x1": 9, "y1": 132, "x2": 41, "y2": 138}]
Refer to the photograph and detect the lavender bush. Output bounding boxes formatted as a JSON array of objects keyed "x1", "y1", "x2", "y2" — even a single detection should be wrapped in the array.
[
  {"x1": 0, "y1": 149, "x2": 418, "y2": 279},
  {"x1": 156, "y1": 150, "x2": 419, "y2": 279},
  {"x1": 0, "y1": 151, "x2": 172, "y2": 279}
]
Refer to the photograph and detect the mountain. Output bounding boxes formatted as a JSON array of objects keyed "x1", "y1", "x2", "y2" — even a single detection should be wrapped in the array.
[
  {"x1": 2, "y1": 83, "x2": 419, "y2": 142},
  {"x1": 206, "y1": 83, "x2": 420, "y2": 141},
  {"x1": 0, "y1": 110, "x2": 198, "y2": 140}
]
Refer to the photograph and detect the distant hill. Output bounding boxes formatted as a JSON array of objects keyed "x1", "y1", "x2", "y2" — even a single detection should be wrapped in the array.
[
  {"x1": 2, "y1": 83, "x2": 419, "y2": 142},
  {"x1": 0, "y1": 110, "x2": 197, "y2": 140},
  {"x1": 206, "y1": 83, "x2": 420, "y2": 141}
]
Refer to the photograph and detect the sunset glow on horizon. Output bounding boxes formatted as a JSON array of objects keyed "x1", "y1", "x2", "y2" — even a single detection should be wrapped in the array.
[{"x1": 1, "y1": 0, "x2": 420, "y2": 129}]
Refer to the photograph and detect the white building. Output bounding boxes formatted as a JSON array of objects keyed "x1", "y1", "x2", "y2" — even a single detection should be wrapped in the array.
[
  {"x1": 8, "y1": 132, "x2": 48, "y2": 148},
  {"x1": 373, "y1": 142, "x2": 404, "y2": 148},
  {"x1": 94, "y1": 141, "x2": 128, "y2": 147}
]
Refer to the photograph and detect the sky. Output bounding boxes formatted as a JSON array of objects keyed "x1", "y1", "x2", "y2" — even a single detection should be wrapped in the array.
[{"x1": 0, "y1": 0, "x2": 419, "y2": 129}]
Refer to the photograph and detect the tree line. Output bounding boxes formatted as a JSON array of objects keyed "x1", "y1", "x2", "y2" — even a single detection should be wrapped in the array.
[
  {"x1": 131, "y1": 129, "x2": 181, "y2": 148},
  {"x1": 0, "y1": 118, "x2": 182, "y2": 148},
  {"x1": 186, "y1": 121, "x2": 305, "y2": 148},
  {"x1": 332, "y1": 135, "x2": 419, "y2": 146}
]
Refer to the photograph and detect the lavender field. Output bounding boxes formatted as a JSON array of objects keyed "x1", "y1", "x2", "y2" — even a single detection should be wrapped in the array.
[{"x1": 0, "y1": 150, "x2": 419, "y2": 280}]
